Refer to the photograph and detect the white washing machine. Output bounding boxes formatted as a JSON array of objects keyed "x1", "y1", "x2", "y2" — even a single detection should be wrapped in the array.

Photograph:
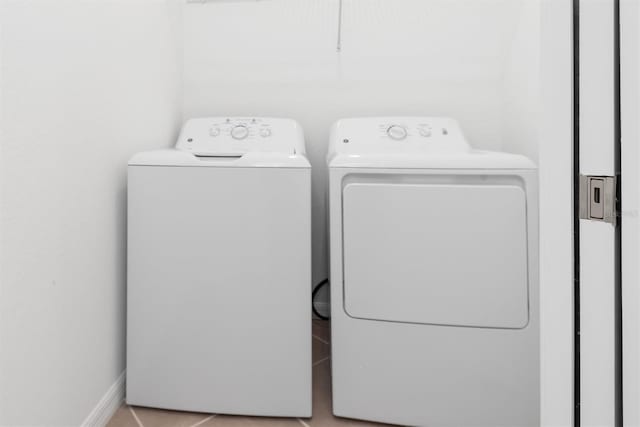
[
  {"x1": 328, "y1": 117, "x2": 539, "y2": 427},
  {"x1": 127, "y1": 117, "x2": 311, "y2": 417}
]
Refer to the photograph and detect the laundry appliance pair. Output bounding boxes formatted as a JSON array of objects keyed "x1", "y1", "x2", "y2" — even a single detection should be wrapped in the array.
[{"x1": 127, "y1": 117, "x2": 539, "y2": 427}]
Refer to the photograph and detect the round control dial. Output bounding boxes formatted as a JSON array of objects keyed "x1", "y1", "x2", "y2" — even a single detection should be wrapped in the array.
[
  {"x1": 387, "y1": 125, "x2": 408, "y2": 140},
  {"x1": 260, "y1": 128, "x2": 272, "y2": 138},
  {"x1": 231, "y1": 125, "x2": 249, "y2": 140}
]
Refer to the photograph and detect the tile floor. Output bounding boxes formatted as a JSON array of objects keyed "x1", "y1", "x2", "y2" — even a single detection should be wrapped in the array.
[{"x1": 107, "y1": 320, "x2": 393, "y2": 427}]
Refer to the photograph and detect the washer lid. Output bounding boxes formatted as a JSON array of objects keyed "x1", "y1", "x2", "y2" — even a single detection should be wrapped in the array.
[{"x1": 328, "y1": 117, "x2": 536, "y2": 169}]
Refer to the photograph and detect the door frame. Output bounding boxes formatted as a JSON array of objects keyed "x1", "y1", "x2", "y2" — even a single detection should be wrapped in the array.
[
  {"x1": 540, "y1": 0, "x2": 576, "y2": 425},
  {"x1": 620, "y1": 1, "x2": 640, "y2": 425},
  {"x1": 576, "y1": 0, "x2": 622, "y2": 426}
]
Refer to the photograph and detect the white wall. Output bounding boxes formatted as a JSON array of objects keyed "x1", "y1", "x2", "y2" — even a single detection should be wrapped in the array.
[
  {"x1": 502, "y1": 0, "x2": 541, "y2": 162},
  {"x1": 0, "y1": 1, "x2": 182, "y2": 425},
  {"x1": 183, "y1": 0, "x2": 529, "y2": 287},
  {"x1": 0, "y1": 1, "x2": 576, "y2": 426},
  {"x1": 539, "y1": 0, "x2": 575, "y2": 425}
]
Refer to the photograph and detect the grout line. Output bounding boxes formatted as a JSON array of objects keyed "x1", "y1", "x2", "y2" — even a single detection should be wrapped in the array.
[
  {"x1": 128, "y1": 406, "x2": 145, "y2": 427},
  {"x1": 313, "y1": 356, "x2": 330, "y2": 367},
  {"x1": 312, "y1": 334, "x2": 329, "y2": 345},
  {"x1": 188, "y1": 414, "x2": 217, "y2": 427},
  {"x1": 297, "y1": 418, "x2": 312, "y2": 427}
]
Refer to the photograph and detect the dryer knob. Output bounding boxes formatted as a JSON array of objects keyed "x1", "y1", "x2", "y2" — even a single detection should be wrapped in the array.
[
  {"x1": 231, "y1": 125, "x2": 249, "y2": 140},
  {"x1": 387, "y1": 125, "x2": 408, "y2": 140},
  {"x1": 260, "y1": 128, "x2": 272, "y2": 138}
]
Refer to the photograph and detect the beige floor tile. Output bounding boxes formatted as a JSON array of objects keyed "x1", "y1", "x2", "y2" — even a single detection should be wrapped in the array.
[
  {"x1": 131, "y1": 406, "x2": 212, "y2": 427},
  {"x1": 106, "y1": 405, "x2": 140, "y2": 427},
  {"x1": 312, "y1": 334, "x2": 330, "y2": 364},
  {"x1": 312, "y1": 320, "x2": 330, "y2": 343},
  {"x1": 199, "y1": 414, "x2": 302, "y2": 427},
  {"x1": 306, "y1": 360, "x2": 394, "y2": 427},
  {"x1": 107, "y1": 359, "x2": 395, "y2": 427},
  {"x1": 108, "y1": 320, "x2": 392, "y2": 427}
]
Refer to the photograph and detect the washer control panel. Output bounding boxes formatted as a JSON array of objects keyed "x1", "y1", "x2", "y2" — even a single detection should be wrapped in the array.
[{"x1": 176, "y1": 117, "x2": 302, "y2": 156}]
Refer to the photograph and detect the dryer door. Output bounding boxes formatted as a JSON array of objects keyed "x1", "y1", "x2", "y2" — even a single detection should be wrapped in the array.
[{"x1": 342, "y1": 179, "x2": 530, "y2": 329}]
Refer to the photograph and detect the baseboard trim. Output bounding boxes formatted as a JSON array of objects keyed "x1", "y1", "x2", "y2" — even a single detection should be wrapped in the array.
[{"x1": 81, "y1": 371, "x2": 125, "y2": 427}]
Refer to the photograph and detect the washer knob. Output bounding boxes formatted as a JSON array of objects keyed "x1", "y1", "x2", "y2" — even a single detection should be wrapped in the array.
[
  {"x1": 387, "y1": 125, "x2": 408, "y2": 140},
  {"x1": 260, "y1": 128, "x2": 272, "y2": 138},
  {"x1": 231, "y1": 125, "x2": 249, "y2": 140}
]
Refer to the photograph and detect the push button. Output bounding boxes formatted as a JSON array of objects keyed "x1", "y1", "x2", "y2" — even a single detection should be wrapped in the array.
[
  {"x1": 419, "y1": 128, "x2": 432, "y2": 137},
  {"x1": 260, "y1": 128, "x2": 272, "y2": 138}
]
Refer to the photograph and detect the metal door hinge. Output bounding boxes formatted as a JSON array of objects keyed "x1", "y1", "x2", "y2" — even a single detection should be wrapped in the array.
[{"x1": 579, "y1": 175, "x2": 618, "y2": 225}]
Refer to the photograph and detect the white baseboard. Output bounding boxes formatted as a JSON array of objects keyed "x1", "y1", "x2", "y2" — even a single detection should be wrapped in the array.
[{"x1": 81, "y1": 371, "x2": 125, "y2": 427}]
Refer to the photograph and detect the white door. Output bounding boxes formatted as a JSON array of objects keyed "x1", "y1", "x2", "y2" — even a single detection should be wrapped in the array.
[
  {"x1": 578, "y1": 0, "x2": 620, "y2": 426},
  {"x1": 620, "y1": 1, "x2": 640, "y2": 426}
]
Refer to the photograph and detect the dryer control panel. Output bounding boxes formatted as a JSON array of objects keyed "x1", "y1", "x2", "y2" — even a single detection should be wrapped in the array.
[
  {"x1": 379, "y1": 121, "x2": 447, "y2": 141},
  {"x1": 176, "y1": 117, "x2": 304, "y2": 157},
  {"x1": 331, "y1": 117, "x2": 471, "y2": 156}
]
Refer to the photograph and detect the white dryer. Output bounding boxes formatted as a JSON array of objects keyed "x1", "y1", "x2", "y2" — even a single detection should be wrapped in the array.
[
  {"x1": 328, "y1": 117, "x2": 539, "y2": 427},
  {"x1": 127, "y1": 117, "x2": 311, "y2": 417}
]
